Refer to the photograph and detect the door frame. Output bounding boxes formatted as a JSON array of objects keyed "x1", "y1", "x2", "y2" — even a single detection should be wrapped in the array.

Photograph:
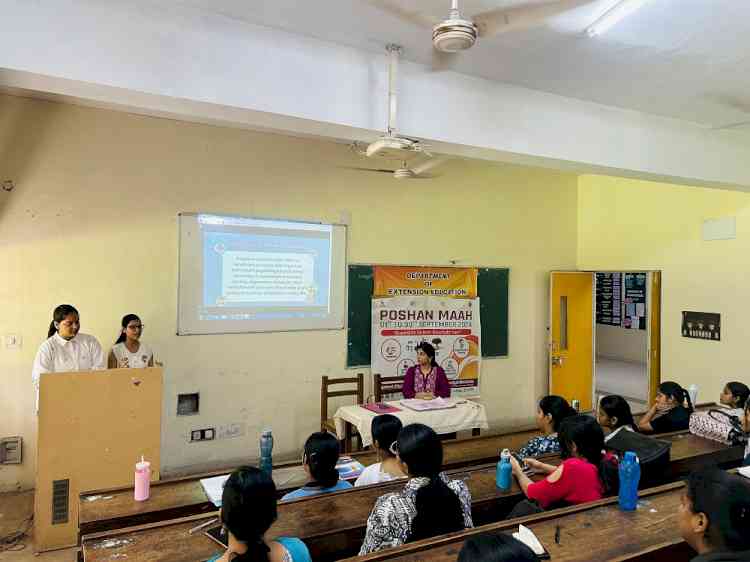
[{"x1": 549, "y1": 269, "x2": 663, "y2": 411}]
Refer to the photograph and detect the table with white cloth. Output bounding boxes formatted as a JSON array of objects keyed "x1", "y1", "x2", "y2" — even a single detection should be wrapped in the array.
[{"x1": 333, "y1": 399, "x2": 489, "y2": 448}]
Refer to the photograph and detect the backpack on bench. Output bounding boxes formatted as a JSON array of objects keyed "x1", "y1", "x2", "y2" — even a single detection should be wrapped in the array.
[{"x1": 605, "y1": 429, "x2": 671, "y2": 489}]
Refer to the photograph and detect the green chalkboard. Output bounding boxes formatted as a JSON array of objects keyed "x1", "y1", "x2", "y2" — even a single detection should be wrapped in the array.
[{"x1": 346, "y1": 265, "x2": 509, "y2": 367}]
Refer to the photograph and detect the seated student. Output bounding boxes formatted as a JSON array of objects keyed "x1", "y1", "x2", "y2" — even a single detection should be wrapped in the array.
[
  {"x1": 678, "y1": 467, "x2": 750, "y2": 562},
  {"x1": 638, "y1": 381, "x2": 694, "y2": 434},
  {"x1": 458, "y1": 533, "x2": 537, "y2": 562},
  {"x1": 402, "y1": 342, "x2": 451, "y2": 399},
  {"x1": 355, "y1": 414, "x2": 407, "y2": 486},
  {"x1": 281, "y1": 432, "x2": 352, "y2": 501},
  {"x1": 516, "y1": 395, "x2": 576, "y2": 459},
  {"x1": 208, "y1": 466, "x2": 311, "y2": 562},
  {"x1": 510, "y1": 415, "x2": 611, "y2": 510},
  {"x1": 359, "y1": 423, "x2": 473, "y2": 554},
  {"x1": 719, "y1": 381, "x2": 750, "y2": 412},
  {"x1": 108, "y1": 314, "x2": 154, "y2": 368},
  {"x1": 597, "y1": 395, "x2": 638, "y2": 442}
]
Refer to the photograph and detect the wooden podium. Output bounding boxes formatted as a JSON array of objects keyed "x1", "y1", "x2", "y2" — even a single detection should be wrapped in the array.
[{"x1": 34, "y1": 367, "x2": 162, "y2": 552}]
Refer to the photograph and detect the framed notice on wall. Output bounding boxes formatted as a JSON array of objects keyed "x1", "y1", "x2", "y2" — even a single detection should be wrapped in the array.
[
  {"x1": 623, "y1": 273, "x2": 647, "y2": 331},
  {"x1": 596, "y1": 272, "x2": 622, "y2": 326},
  {"x1": 682, "y1": 311, "x2": 721, "y2": 341}
]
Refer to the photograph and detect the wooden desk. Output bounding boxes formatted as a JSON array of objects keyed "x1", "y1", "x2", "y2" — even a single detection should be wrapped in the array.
[
  {"x1": 78, "y1": 403, "x2": 717, "y2": 537},
  {"x1": 81, "y1": 431, "x2": 742, "y2": 562},
  {"x1": 346, "y1": 480, "x2": 695, "y2": 562}
]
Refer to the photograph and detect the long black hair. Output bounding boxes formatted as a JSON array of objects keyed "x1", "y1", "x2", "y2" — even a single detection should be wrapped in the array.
[
  {"x1": 599, "y1": 395, "x2": 637, "y2": 431},
  {"x1": 725, "y1": 382, "x2": 750, "y2": 409},
  {"x1": 303, "y1": 432, "x2": 340, "y2": 489},
  {"x1": 458, "y1": 533, "x2": 537, "y2": 562},
  {"x1": 115, "y1": 314, "x2": 141, "y2": 344},
  {"x1": 220, "y1": 466, "x2": 277, "y2": 562},
  {"x1": 372, "y1": 414, "x2": 402, "y2": 458},
  {"x1": 559, "y1": 415, "x2": 614, "y2": 493},
  {"x1": 47, "y1": 304, "x2": 79, "y2": 338},
  {"x1": 658, "y1": 381, "x2": 694, "y2": 413},
  {"x1": 539, "y1": 395, "x2": 576, "y2": 432},
  {"x1": 685, "y1": 467, "x2": 750, "y2": 552},
  {"x1": 397, "y1": 424, "x2": 466, "y2": 542},
  {"x1": 415, "y1": 342, "x2": 438, "y2": 368}
]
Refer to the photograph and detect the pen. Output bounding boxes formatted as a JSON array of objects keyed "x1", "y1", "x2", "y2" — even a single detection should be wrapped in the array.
[
  {"x1": 188, "y1": 517, "x2": 217, "y2": 535},
  {"x1": 554, "y1": 525, "x2": 561, "y2": 545}
]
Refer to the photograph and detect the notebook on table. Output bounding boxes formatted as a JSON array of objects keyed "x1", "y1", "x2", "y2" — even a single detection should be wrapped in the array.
[{"x1": 362, "y1": 402, "x2": 401, "y2": 414}]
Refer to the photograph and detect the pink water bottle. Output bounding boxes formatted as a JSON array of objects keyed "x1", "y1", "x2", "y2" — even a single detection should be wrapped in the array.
[{"x1": 134, "y1": 456, "x2": 151, "y2": 501}]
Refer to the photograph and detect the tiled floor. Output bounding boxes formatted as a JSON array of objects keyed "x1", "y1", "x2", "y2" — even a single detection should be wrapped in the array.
[
  {"x1": 0, "y1": 491, "x2": 77, "y2": 562},
  {"x1": 595, "y1": 356, "x2": 649, "y2": 410}
]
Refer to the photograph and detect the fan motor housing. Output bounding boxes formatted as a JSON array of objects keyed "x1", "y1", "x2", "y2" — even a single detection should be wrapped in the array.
[{"x1": 432, "y1": 18, "x2": 478, "y2": 52}]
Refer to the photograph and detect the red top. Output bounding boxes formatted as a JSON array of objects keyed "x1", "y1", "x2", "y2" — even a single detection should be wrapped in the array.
[{"x1": 527, "y1": 458, "x2": 604, "y2": 509}]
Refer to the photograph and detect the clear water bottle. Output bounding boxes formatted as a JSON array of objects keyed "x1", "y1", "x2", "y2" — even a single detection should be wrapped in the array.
[
  {"x1": 259, "y1": 429, "x2": 274, "y2": 478},
  {"x1": 687, "y1": 384, "x2": 699, "y2": 407},
  {"x1": 496, "y1": 449, "x2": 512, "y2": 492},
  {"x1": 618, "y1": 451, "x2": 640, "y2": 511}
]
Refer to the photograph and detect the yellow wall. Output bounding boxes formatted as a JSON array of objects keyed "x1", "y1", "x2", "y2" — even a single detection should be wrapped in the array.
[
  {"x1": 578, "y1": 175, "x2": 750, "y2": 408},
  {"x1": 0, "y1": 94, "x2": 578, "y2": 490}
]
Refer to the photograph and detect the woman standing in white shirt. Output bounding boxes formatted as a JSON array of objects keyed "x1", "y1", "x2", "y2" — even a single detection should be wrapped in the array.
[
  {"x1": 32, "y1": 304, "x2": 107, "y2": 410},
  {"x1": 108, "y1": 314, "x2": 154, "y2": 369}
]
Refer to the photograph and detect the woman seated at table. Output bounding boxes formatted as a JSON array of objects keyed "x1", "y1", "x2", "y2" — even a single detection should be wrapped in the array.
[
  {"x1": 208, "y1": 466, "x2": 311, "y2": 562},
  {"x1": 516, "y1": 395, "x2": 576, "y2": 460},
  {"x1": 355, "y1": 414, "x2": 407, "y2": 486},
  {"x1": 510, "y1": 415, "x2": 614, "y2": 511},
  {"x1": 402, "y1": 342, "x2": 451, "y2": 400},
  {"x1": 679, "y1": 467, "x2": 750, "y2": 562},
  {"x1": 281, "y1": 432, "x2": 352, "y2": 501},
  {"x1": 638, "y1": 381, "x2": 694, "y2": 434},
  {"x1": 359, "y1": 423, "x2": 473, "y2": 554},
  {"x1": 597, "y1": 394, "x2": 638, "y2": 442}
]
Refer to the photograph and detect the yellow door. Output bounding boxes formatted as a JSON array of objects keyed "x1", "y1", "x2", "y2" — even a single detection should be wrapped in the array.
[
  {"x1": 648, "y1": 271, "x2": 662, "y2": 403},
  {"x1": 550, "y1": 272, "x2": 594, "y2": 412}
]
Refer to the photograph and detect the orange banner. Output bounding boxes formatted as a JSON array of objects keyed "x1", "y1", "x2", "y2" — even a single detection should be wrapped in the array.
[{"x1": 373, "y1": 266, "x2": 477, "y2": 298}]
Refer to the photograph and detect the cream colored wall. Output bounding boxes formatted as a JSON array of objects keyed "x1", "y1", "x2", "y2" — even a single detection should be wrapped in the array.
[
  {"x1": 579, "y1": 175, "x2": 750, "y2": 409},
  {"x1": 0, "y1": 94, "x2": 578, "y2": 491}
]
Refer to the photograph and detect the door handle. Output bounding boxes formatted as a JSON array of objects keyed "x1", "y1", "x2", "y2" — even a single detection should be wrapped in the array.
[{"x1": 551, "y1": 355, "x2": 564, "y2": 367}]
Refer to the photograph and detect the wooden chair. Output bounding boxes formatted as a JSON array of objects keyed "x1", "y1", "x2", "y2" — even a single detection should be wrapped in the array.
[
  {"x1": 373, "y1": 373, "x2": 405, "y2": 403},
  {"x1": 321, "y1": 373, "x2": 364, "y2": 452}
]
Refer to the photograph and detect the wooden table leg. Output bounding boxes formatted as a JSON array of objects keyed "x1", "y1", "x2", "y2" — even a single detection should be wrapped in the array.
[{"x1": 344, "y1": 421, "x2": 352, "y2": 453}]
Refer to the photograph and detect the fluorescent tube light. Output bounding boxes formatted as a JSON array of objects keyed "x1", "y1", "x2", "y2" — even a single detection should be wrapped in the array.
[{"x1": 585, "y1": 0, "x2": 650, "y2": 37}]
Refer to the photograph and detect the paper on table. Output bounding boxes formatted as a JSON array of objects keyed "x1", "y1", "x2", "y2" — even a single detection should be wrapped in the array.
[
  {"x1": 399, "y1": 397, "x2": 457, "y2": 412},
  {"x1": 200, "y1": 474, "x2": 229, "y2": 507},
  {"x1": 513, "y1": 524, "x2": 545, "y2": 556}
]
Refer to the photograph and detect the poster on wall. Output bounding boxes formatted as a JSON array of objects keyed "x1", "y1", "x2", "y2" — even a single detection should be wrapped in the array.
[
  {"x1": 682, "y1": 311, "x2": 721, "y2": 341},
  {"x1": 596, "y1": 272, "x2": 622, "y2": 326},
  {"x1": 371, "y1": 296, "x2": 481, "y2": 398},
  {"x1": 373, "y1": 266, "x2": 477, "y2": 298},
  {"x1": 623, "y1": 272, "x2": 647, "y2": 330}
]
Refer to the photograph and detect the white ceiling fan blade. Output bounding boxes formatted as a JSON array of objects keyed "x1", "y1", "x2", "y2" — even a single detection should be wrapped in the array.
[
  {"x1": 411, "y1": 157, "x2": 448, "y2": 176},
  {"x1": 363, "y1": 0, "x2": 439, "y2": 29},
  {"x1": 473, "y1": 0, "x2": 595, "y2": 38},
  {"x1": 711, "y1": 121, "x2": 750, "y2": 131},
  {"x1": 338, "y1": 166, "x2": 397, "y2": 174}
]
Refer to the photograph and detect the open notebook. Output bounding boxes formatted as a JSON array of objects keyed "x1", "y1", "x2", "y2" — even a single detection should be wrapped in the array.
[{"x1": 512, "y1": 524, "x2": 550, "y2": 559}]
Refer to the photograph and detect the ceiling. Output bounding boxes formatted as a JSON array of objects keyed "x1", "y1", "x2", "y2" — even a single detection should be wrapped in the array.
[{"x1": 162, "y1": 0, "x2": 750, "y2": 129}]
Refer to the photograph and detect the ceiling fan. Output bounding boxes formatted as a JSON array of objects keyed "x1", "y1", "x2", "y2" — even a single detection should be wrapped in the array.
[
  {"x1": 347, "y1": 43, "x2": 448, "y2": 179},
  {"x1": 343, "y1": 157, "x2": 447, "y2": 180},
  {"x1": 367, "y1": 0, "x2": 596, "y2": 68}
]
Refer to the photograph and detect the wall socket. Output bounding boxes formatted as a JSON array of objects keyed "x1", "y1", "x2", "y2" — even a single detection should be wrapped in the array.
[
  {"x1": 190, "y1": 428, "x2": 215, "y2": 442},
  {"x1": 4, "y1": 334, "x2": 21, "y2": 349}
]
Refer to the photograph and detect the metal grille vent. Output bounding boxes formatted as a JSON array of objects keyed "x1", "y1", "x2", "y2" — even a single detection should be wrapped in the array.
[{"x1": 51, "y1": 479, "x2": 69, "y2": 525}]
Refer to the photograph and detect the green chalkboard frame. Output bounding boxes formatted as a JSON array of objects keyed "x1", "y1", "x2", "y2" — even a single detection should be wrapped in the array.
[{"x1": 346, "y1": 265, "x2": 509, "y2": 367}]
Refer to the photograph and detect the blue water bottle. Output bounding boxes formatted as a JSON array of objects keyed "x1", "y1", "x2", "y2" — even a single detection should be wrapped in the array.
[
  {"x1": 618, "y1": 451, "x2": 640, "y2": 511},
  {"x1": 497, "y1": 449, "x2": 512, "y2": 492},
  {"x1": 259, "y1": 429, "x2": 274, "y2": 478}
]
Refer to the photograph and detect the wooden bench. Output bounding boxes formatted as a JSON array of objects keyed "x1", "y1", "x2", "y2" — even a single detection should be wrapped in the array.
[
  {"x1": 80, "y1": 431, "x2": 743, "y2": 562},
  {"x1": 343, "y1": 479, "x2": 697, "y2": 562},
  {"x1": 78, "y1": 403, "x2": 718, "y2": 537}
]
